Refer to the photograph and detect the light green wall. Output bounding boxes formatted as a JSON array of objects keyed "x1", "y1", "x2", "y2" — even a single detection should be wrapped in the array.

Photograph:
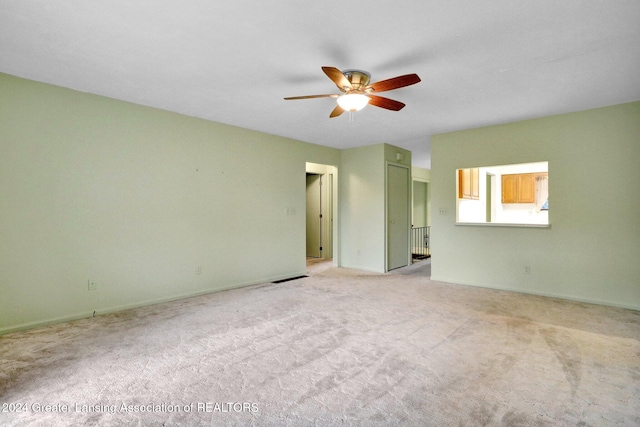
[
  {"x1": 340, "y1": 145, "x2": 386, "y2": 272},
  {"x1": 383, "y1": 144, "x2": 412, "y2": 167},
  {"x1": 412, "y1": 166, "x2": 431, "y2": 182},
  {"x1": 431, "y1": 102, "x2": 640, "y2": 310},
  {"x1": 0, "y1": 73, "x2": 340, "y2": 332},
  {"x1": 339, "y1": 143, "x2": 411, "y2": 272}
]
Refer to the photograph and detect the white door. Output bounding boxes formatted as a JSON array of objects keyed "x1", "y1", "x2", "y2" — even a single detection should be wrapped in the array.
[
  {"x1": 306, "y1": 174, "x2": 322, "y2": 258},
  {"x1": 387, "y1": 164, "x2": 410, "y2": 270}
]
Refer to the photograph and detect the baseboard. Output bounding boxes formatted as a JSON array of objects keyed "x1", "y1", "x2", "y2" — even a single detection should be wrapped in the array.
[
  {"x1": 0, "y1": 270, "x2": 308, "y2": 336},
  {"x1": 430, "y1": 275, "x2": 640, "y2": 312},
  {"x1": 0, "y1": 311, "x2": 98, "y2": 336}
]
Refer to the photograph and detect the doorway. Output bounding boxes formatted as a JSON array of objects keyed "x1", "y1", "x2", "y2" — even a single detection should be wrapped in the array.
[
  {"x1": 306, "y1": 173, "x2": 322, "y2": 258},
  {"x1": 412, "y1": 180, "x2": 429, "y2": 228},
  {"x1": 305, "y1": 163, "x2": 335, "y2": 260},
  {"x1": 412, "y1": 179, "x2": 431, "y2": 262},
  {"x1": 486, "y1": 173, "x2": 492, "y2": 223}
]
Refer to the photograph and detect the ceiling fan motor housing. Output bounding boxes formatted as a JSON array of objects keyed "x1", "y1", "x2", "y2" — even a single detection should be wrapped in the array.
[{"x1": 342, "y1": 70, "x2": 371, "y2": 92}]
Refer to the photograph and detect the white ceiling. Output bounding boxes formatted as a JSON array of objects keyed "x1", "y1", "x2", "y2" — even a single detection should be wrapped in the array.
[{"x1": 2, "y1": 1, "x2": 639, "y2": 169}]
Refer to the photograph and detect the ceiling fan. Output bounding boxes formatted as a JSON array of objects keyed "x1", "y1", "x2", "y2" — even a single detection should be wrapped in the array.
[{"x1": 284, "y1": 66, "x2": 421, "y2": 118}]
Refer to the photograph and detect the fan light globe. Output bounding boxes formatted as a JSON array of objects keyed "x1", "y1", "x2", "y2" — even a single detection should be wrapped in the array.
[{"x1": 337, "y1": 94, "x2": 370, "y2": 112}]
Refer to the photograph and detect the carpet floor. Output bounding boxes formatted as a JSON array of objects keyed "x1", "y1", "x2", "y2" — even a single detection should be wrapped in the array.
[{"x1": 1, "y1": 260, "x2": 639, "y2": 426}]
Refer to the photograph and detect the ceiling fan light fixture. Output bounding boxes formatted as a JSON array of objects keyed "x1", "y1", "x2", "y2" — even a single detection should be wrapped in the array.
[
  {"x1": 284, "y1": 67, "x2": 421, "y2": 118},
  {"x1": 337, "y1": 93, "x2": 370, "y2": 112}
]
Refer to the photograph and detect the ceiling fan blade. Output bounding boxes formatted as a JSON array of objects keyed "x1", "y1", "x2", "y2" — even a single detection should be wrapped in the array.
[
  {"x1": 284, "y1": 94, "x2": 339, "y2": 100},
  {"x1": 322, "y1": 66, "x2": 352, "y2": 91},
  {"x1": 366, "y1": 74, "x2": 421, "y2": 93},
  {"x1": 367, "y1": 95, "x2": 406, "y2": 111},
  {"x1": 329, "y1": 105, "x2": 345, "y2": 118}
]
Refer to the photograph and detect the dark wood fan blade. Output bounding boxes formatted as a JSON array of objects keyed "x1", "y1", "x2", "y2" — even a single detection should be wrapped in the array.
[
  {"x1": 366, "y1": 74, "x2": 421, "y2": 93},
  {"x1": 367, "y1": 95, "x2": 405, "y2": 111},
  {"x1": 284, "y1": 94, "x2": 339, "y2": 100},
  {"x1": 329, "y1": 105, "x2": 345, "y2": 118},
  {"x1": 322, "y1": 66, "x2": 352, "y2": 90}
]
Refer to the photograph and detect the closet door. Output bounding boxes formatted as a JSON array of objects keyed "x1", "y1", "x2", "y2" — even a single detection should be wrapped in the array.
[{"x1": 387, "y1": 164, "x2": 409, "y2": 270}]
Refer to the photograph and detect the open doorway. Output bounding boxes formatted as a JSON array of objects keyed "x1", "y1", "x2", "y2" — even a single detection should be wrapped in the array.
[
  {"x1": 306, "y1": 163, "x2": 336, "y2": 261},
  {"x1": 411, "y1": 178, "x2": 431, "y2": 262},
  {"x1": 306, "y1": 173, "x2": 322, "y2": 258}
]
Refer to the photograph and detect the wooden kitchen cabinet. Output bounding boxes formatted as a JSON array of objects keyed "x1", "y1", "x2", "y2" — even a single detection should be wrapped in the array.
[
  {"x1": 501, "y1": 174, "x2": 518, "y2": 203},
  {"x1": 518, "y1": 173, "x2": 535, "y2": 203},
  {"x1": 501, "y1": 173, "x2": 535, "y2": 203},
  {"x1": 458, "y1": 168, "x2": 479, "y2": 200},
  {"x1": 471, "y1": 168, "x2": 479, "y2": 199}
]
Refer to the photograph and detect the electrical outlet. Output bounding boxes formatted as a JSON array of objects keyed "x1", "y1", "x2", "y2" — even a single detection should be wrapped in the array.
[
  {"x1": 88, "y1": 280, "x2": 97, "y2": 290},
  {"x1": 196, "y1": 265, "x2": 202, "y2": 275},
  {"x1": 524, "y1": 266, "x2": 531, "y2": 274}
]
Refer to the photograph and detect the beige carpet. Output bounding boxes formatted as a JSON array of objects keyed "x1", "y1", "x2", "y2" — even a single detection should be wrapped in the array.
[{"x1": 1, "y1": 260, "x2": 639, "y2": 426}]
